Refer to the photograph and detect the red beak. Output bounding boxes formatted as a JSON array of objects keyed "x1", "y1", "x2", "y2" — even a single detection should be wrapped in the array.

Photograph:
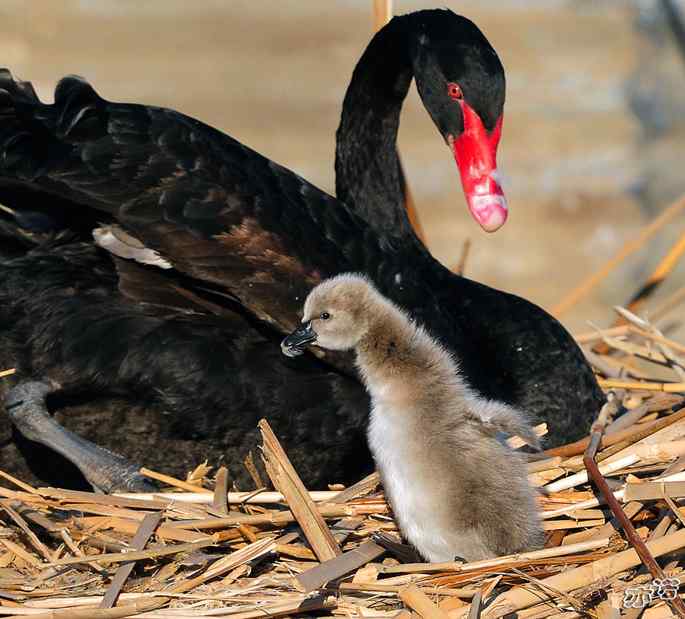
[{"x1": 449, "y1": 102, "x2": 507, "y2": 233}]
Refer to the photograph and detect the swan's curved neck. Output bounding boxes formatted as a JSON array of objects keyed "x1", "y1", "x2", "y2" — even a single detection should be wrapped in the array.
[{"x1": 335, "y1": 17, "x2": 415, "y2": 240}]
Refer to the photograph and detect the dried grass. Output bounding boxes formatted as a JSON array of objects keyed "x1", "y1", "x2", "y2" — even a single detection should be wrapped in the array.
[{"x1": 2, "y1": 304, "x2": 685, "y2": 619}]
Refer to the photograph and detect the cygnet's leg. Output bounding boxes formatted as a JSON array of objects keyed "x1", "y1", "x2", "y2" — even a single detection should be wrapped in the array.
[{"x1": 5, "y1": 381, "x2": 157, "y2": 493}]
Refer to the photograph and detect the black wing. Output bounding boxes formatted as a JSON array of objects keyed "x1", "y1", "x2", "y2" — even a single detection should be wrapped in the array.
[
  {"x1": 0, "y1": 241, "x2": 372, "y2": 487},
  {"x1": 0, "y1": 70, "x2": 387, "y2": 331}
]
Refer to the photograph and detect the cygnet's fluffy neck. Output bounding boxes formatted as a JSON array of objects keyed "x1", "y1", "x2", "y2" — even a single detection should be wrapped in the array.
[{"x1": 354, "y1": 294, "x2": 462, "y2": 409}]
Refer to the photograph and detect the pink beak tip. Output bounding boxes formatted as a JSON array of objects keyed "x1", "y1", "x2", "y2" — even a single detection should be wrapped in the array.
[{"x1": 467, "y1": 194, "x2": 508, "y2": 233}]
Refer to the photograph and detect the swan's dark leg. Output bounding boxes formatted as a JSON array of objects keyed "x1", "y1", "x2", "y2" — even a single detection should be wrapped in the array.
[{"x1": 5, "y1": 382, "x2": 157, "y2": 493}]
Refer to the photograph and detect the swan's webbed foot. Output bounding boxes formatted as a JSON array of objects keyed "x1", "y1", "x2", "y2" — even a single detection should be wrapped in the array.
[{"x1": 5, "y1": 381, "x2": 158, "y2": 493}]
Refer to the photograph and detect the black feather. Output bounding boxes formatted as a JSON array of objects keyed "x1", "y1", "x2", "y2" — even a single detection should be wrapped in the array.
[{"x1": 0, "y1": 10, "x2": 604, "y2": 488}]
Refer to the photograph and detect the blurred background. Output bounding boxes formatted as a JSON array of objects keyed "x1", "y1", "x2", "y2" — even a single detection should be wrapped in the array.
[{"x1": 1, "y1": 0, "x2": 684, "y2": 335}]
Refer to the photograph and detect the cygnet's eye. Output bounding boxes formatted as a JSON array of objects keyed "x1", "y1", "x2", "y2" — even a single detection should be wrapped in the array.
[{"x1": 320, "y1": 312, "x2": 331, "y2": 320}]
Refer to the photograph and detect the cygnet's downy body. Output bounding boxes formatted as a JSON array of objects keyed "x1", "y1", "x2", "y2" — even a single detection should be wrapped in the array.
[{"x1": 282, "y1": 274, "x2": 543, "y2": 562}]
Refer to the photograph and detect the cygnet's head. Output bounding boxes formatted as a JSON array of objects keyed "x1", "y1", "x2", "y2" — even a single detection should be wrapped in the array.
[{"x1": 281, "y1": 274, "x2": 376, "y2": 357}]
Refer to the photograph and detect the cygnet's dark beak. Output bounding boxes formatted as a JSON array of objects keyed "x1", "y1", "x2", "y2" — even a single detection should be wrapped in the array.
[{"x1": 281, "y1": 321, "x2": 317, "y2": 357}]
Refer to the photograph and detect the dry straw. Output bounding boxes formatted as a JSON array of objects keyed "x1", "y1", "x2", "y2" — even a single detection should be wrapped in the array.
[{"x1": 2, "y1": 304, "x2": 685, "y2": 618}]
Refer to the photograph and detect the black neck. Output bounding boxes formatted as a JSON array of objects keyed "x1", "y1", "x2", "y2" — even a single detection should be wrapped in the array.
[{"x1": 335, "y1": 16, "x2": 415, "y2": 240}]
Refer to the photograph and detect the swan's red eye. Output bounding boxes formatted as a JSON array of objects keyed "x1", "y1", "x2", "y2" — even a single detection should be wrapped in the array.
[{"x1": 447, "y1": 82, "x2": 463, "y2": 101}]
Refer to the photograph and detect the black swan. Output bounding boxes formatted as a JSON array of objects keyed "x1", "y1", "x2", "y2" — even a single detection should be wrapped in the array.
[
  {"x1": 0, "y1": 9, "x2": 604, "y2": 491},
  {"x1": 282, "y1": 273, "x2": 543, "y2": 561}
]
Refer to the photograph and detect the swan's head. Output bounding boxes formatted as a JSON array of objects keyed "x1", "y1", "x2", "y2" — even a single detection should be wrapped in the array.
[
  {"x1": 404, "y1": 9, "x2": 507, "y2": 233},
  {"x1": 281, "y1": 274, "x2": 375, "y2": 357}
]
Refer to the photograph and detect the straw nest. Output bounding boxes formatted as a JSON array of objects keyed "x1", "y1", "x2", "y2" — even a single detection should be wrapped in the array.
[{"x1": 1, "y1": 302, "x2": 685, "y2": 619}]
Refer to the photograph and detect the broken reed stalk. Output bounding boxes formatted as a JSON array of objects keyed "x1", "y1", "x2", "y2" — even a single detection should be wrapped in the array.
[
  {"x1": 574, "y1": 324, "x2": 630, "y2": 344},
  {"x1": 582, "y1": 395, "x2": 685, "y2": 619},
  {"x1": 378, "y1": 537, "x2": 611, "y2": 575},
  {"x1": 329, "y1": 471, "x2": 380, "y2": 503},
  {"x1": 455, "y1": 238, "x2": 472, "y2": 276},
  {"x1": 373, "y1": 0, "x2": 392, "y2": 30},
  {"x1": 258, "y1": 418, "x2": 341, "y2": 561},
  {"x1": 611, "y1": 306, "x2": 685, "y2": 382},
  {"x1": 629, "y1": 327, "x2": 685, "y2": 359},
  {"x1": 0, "y1": 500, "x2": 53, "y2": 563},
  {"x1": 295, "y1": 540, "x2": 386, "y2": 593},
  {"x1": 115, "y1": 489, "x2": 340, "y2": 504},
  {"x1": 47, "y1": 537, "x2": 218, "y2": 567},
  {"x1": 544, "y1": 402, "x2": 685, "y2": 458},
  {"x1": 212, "y1": 466, "x2": 229, "y2": 514},
  {"x1": 0, "y1": 468, "x2": 40, "y2": 494},
  {"x1": 99, "y1": 512, "x2": 161, "y2": 609},
  {"x1": 624, "y1": 479, "x2": 685, "y2": 500},
  {"x1": 139, "y1": 467, "x2": 208, "y2": 493},
  {"x1": 467, "y1": 590, "x2": 483, "y2": 619},
  {"x1": 597, "y1": 378, "x2": 685, "y2": 392},
  {"x1": 400, "y1": 584, "x2": 449, "y2": 619},
  {"x1": 552, "y1": 193, "x2": 685, "y2": 317}
]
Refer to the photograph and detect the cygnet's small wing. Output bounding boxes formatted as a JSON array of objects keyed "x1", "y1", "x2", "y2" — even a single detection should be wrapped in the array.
[{"x1": 466, "y1": 396, "x2": 541, "y2": 451}]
